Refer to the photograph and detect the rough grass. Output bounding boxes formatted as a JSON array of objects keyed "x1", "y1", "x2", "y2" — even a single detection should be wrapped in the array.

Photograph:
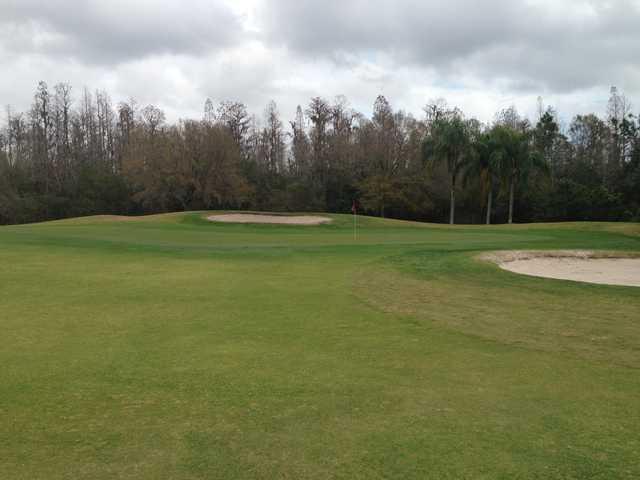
[{"x1": 1, "y1": 213, "x2": 639, "y2": 479}]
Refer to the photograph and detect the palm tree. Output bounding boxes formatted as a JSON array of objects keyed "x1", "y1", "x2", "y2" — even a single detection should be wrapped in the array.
[
  {"x1": 493, "y1": 126, "x2": 547, "y2": 224},
  {"x1": 423, "y1": 114, "x2": 470, "y2": 224},
  {"x1": 466, "y1": 130, "x2": 500, "y2": 224}
]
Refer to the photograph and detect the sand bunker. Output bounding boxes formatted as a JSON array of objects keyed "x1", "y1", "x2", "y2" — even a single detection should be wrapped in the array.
[
  {"x1": 207, "y1": 213, "x2": 331, "y2": 225},
  {"x1": 482, "y1": 251, "x2": 640, "y2": 287}
]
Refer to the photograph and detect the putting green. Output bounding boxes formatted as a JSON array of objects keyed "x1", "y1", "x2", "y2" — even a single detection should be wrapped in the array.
[{"x1": 1, "y1": 213, "x2": 639, "y2": 479}]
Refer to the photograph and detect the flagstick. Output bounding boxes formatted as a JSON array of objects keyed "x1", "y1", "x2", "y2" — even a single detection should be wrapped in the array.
[{"x1": 353, "y1": 209, "x2": 357, "y2": 241}]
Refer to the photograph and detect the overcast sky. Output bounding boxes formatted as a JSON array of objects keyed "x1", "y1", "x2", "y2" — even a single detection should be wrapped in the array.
[{"x1": 1, "y1": 0, "x2": 638, "y2": 127}]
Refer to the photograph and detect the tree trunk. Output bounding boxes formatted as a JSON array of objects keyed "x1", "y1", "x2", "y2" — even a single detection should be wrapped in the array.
[
  {"x1": 508, "y1": 175, "x2": 515, "y2": 224},
  {"x1": 449, "y1": 174, "x2": 455, "y2": 225},
  {"x1": 486, "y1": 186, "x2": 493, "y2": 225}
]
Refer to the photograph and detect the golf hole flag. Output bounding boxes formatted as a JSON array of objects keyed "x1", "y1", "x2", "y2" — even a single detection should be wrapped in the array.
[{"x1": 352, "y1": 199, "x2": 358, "y2": 240}]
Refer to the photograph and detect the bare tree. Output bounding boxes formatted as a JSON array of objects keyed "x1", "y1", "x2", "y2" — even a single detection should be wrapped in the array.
[
  {"x1": 217, "y1": 101, "x2": 251, "y2": 156},
  {"x1": 289, "y1": 105, "x2": 310, "y2": 176},
  {"x1": 141, "y1": 105, "x2": 165, "y2": 136},
  {"x1": 203, "y1": 98, "x2": 216, "y2": 124},
  {"x1": 260, "y1": 100, "x2": 286, "y2": 173}
]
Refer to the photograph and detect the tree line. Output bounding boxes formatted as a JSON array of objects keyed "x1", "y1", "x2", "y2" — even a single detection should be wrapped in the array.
[{"x1": 1, "y1": 82, "x2": 639, "y2": 225}]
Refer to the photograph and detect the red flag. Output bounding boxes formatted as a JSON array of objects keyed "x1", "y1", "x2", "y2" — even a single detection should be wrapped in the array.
[{"x1": 351, "y1": 200, "x2": 357, "y2": 214}]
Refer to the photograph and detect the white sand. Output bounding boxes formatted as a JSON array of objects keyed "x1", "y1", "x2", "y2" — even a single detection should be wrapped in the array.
[
  {"x1": 207, "y1": 213, "x2": 331, "y2": 225},
  {"x1": 482, "y1": 251, "x2": 640, "y2": 287}
]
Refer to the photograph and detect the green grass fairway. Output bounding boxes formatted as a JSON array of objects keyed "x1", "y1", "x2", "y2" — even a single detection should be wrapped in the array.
[{"x1": 1, "y1": 213, "x2": 639, "y2": 479}]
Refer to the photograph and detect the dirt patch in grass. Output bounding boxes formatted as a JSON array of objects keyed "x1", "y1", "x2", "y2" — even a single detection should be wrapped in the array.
[
  {"x1": 481, "y1": 250, "x2": 640, "y2": 287},
  {"x1": 207, "y1": 214, "x2": 332, "y2": 225}
]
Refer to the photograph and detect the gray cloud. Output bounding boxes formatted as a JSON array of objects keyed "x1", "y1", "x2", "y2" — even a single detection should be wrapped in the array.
[
  {"x1": 260, "y1": 0, "x2": 640, "y2": 93},
  {"x1": 0, "y1": 0, "x2": 638, "y2": 125},
  {"x1": 0, "y1": 0, "x2": 242, "y2": 63}
]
